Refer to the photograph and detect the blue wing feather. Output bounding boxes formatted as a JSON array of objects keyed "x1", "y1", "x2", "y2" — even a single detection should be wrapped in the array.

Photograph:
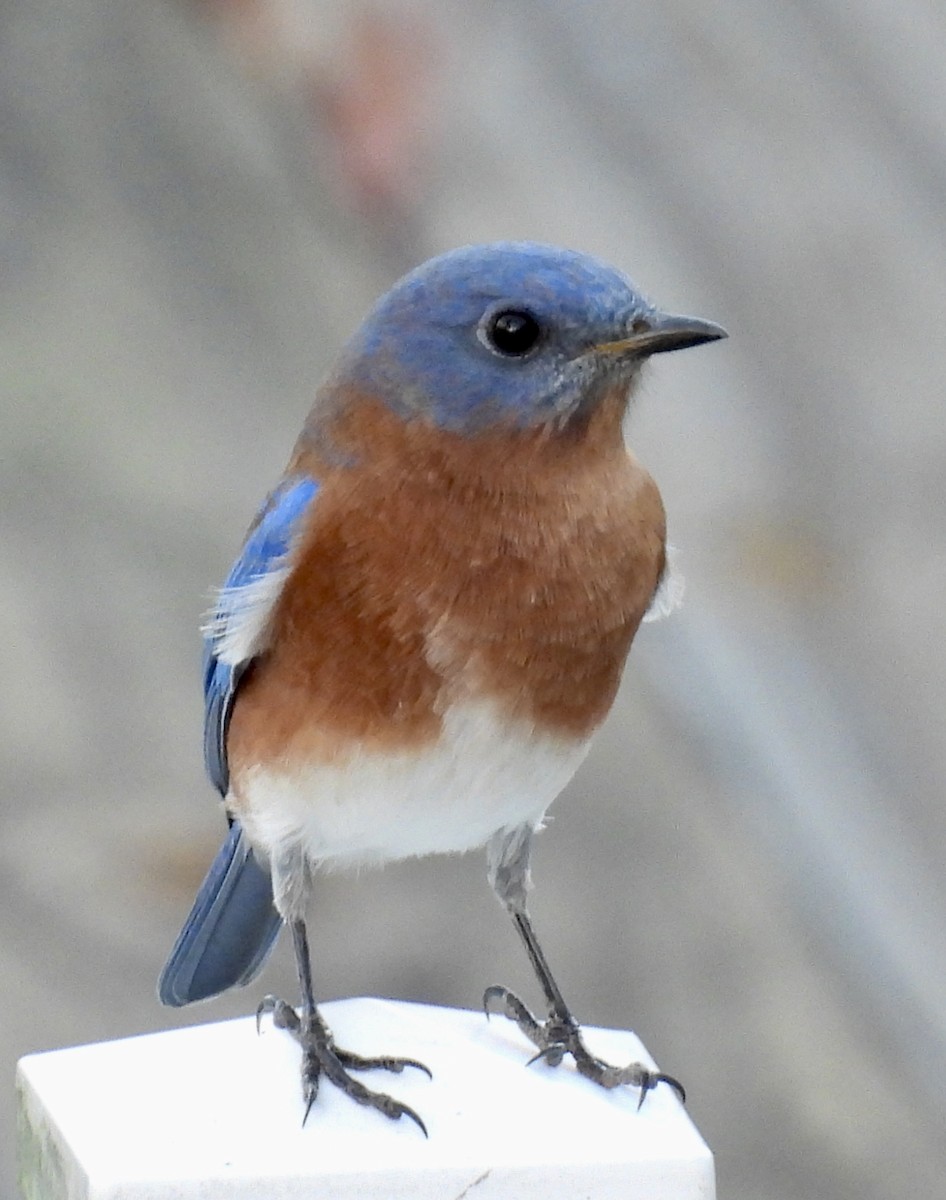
[
  {"x1": 158, "y1": 820, "x2": 283, "y2": 1005},
  {"x1": 203, "y1": 476, "x2": 319, "y2": 794},
  {"x1": 159, "y1": 474, "x2": 318, "y2": 1006}
]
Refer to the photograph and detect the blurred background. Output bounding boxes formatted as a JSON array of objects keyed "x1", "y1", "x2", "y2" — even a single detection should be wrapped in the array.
[{"x1": 3, "y1": 1, "x2": 946, "y2": 1195}]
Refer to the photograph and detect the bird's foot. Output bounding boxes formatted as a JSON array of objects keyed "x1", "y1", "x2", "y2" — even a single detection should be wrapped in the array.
[
  {"x1": 483, "y1": 985, "x2": 685, "y2": 1108},
  {"x1": 256, "y1": 995, "x2": 431, "y2": 1134}
]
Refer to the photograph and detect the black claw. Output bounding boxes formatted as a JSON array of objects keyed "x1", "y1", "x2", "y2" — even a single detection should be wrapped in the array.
[
  {"x1": 485, "y1": 983, "x2": 685, "y2": 1108},
  {"x1": 635, "y1": 1069, "x2": 686, "y2": 1110},
  {"x1": 398, "y1": 1103, "x2": 429, "y2": 1138},
  {"x1": 657, "y1": 1072, "x2": 686, "y2": 1105},
  {"x1": 526, "y1": 1043, "x2": 565, "y2": 1069},
  {"x1": 482, "y1": 985, "x2": 505, "y2": 1018},
  {"x1": 255, "y1": 994, "x2": 276, "y2": 1033},
  {"x1": 406, "y1": 1059, "x2": 434, "y2": 1080},
  {"x1": 262, "y1": 992, "x2": 430, "y2": 1133},
  {"x1": 336, "y1": 1049, "x2": 433, "y2": 1080}
]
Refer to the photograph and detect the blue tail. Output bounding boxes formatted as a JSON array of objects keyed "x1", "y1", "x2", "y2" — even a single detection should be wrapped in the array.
[{"x1": 159, "y1": 821, "x2": 283, "y2": 1006}]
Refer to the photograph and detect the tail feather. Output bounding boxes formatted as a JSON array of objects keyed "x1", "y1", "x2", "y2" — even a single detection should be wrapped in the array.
[{"x1": 158, "y1": 822, "x2": 282, "y2": 1007}]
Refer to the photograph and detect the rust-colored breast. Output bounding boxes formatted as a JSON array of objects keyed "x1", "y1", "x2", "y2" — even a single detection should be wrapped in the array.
[{"x1": 226, "y1": 389, "x2": 666, "y2": 771}]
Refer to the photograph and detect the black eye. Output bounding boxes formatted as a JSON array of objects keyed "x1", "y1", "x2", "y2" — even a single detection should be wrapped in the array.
[{"x1": 484, "y1": 309, "x2": 542, "y2": 357}]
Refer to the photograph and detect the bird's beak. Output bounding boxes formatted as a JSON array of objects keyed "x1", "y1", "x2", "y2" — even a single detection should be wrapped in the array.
[{"x1": 595, "y1": 312, "x2": 728, "y2": 359}]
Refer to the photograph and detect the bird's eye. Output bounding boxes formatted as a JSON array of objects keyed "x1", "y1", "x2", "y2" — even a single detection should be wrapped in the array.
[{"x1": 483, "y1": 309, "x2": 542, "y2": 357}]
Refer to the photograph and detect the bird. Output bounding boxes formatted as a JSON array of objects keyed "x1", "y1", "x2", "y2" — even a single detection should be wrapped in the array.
[{"x1": 158, "y1": 241, "x2": 726, "y2": 1134}]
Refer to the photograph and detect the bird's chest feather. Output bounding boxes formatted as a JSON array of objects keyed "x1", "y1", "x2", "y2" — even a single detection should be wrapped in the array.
[
  {"x1": 233, "y1": 699, "x2": 592, "y2": 866},
  {"x1": 227, "y1": 394, "x2": 665, "y2": 775}
]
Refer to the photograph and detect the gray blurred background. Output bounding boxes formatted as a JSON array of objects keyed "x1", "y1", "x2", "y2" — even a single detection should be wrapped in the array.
[{"x1": 3, "y1": 1, "x2": 946, "y2": 1196}]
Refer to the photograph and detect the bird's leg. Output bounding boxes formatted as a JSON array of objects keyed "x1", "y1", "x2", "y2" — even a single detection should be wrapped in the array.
[
  {"x1": 483, "y1": 825, "x2": 685, "y2": 1107},
  {"x1": 257, "y1": 852, "x2": 430, "y2": 1133}
]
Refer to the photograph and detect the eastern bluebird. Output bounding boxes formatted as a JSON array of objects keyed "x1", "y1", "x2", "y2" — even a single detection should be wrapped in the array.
[{"x1": 159, "y1": 241, "x2": 725, "y2": 1133}]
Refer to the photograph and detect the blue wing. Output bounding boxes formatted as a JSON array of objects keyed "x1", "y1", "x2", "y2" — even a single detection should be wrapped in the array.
[
  {"x1": 159, "y1": 475, "x2": 319, "y2": 1007},
  {"x1": 202, "y1": 475, "x2": 319, "y2": 795},
  {"x1": 158, "y1": 821, "x2": 283, "y2": 1005}
]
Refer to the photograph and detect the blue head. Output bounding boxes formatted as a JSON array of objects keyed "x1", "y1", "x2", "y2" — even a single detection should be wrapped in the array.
[{"x1": 337, "y1": 242, "x2": 725, "y2": 434}]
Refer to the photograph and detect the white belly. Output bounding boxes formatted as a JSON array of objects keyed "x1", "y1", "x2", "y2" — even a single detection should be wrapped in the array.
[{"x1": 235, "y1": 699, "x2": 591, "y2": 870}]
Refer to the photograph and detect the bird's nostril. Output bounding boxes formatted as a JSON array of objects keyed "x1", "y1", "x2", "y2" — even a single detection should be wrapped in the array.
[{"x1": 629, "y1": 316, "x2": 650, "y2": 335}]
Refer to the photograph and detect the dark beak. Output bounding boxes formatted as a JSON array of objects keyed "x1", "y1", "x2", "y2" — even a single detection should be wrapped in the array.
[{"x1": 595, "y1": 312, "x2": 728, "y2": 358}]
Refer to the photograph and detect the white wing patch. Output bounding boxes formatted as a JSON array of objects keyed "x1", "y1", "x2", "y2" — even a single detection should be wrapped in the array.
[
  {"x1": 202, "y1": 564, "x2": 292, "y2": 666},
  {"x1": 642, "y1": 543, "x2": 684, "y2": 623}
]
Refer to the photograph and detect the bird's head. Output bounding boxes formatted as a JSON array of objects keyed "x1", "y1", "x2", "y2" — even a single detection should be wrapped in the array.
[{"x1": 336, "y1": 242, "x2": 725, "y2": 435}]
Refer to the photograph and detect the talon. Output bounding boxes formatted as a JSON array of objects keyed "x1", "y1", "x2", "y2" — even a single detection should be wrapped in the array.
[
  {"x1": 485, "y1": 983, "x2": 685, "y2": 1106},
  {"x1": 525, "y1": 1044, "x2": 564, "y2": 1068},
  {"x1": 255, "y1": 994, "x2": 277, "y2": 1033},
  {"x1": 395, "y1": 1102, "x2": 429, "y2": 1138},
  {"x1": 482, "y1": 985, "x2": 506, "y2": 1018},
  {"x1": 656, "y1": 1071, "x2": 686, "y2": 1105},
  {"x1": 263, "y1": 993, "x2": 430, "y2": 1132},
  {"x1": 336, "y1": 1049, "x2": 433, "y2": 1080},
  {"x1": 302, "y1": 1082, "x2": 319, "y2": 1127},
  {"x1": 634, "y1": 1068, "x2": 687, "y2": 1109}
]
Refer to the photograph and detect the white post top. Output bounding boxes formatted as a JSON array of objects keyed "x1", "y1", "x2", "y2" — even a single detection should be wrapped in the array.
[{"x1": 17, "y1": 996, "x2": 714, "y2": 1200}]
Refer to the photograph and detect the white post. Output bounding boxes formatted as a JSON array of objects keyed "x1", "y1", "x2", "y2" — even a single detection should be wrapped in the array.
[{"x1": 17, "y1": 997, "x2": 714, "y2": 1199}]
